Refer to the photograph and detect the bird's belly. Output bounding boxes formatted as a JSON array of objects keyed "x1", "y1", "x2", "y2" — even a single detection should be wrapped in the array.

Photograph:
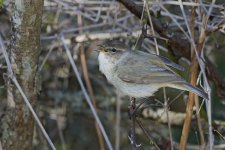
[{"x1": 113, "y1": 80, "x2": 160, "y2": 98}]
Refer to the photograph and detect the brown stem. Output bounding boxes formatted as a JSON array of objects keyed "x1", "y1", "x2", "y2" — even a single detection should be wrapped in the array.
[
  {"x1": 118, "y1": 0, "x2": 225, "y2": 97},
  {"x1": 186, "y1": 1, "x2": 205, "y2": 149},
  {"x1": 195, "y1": 95, "x2": 205, "y2": 150},
  {"x1": 80, "y1": 48, "x2": 105, "y2": 150},
  {"x1": 179, "y1": 54, "x2": 199, "y2": 150},
  {"x1": 78, "y1": 14, "x2": 105, "y2": 150},
  {"x1": 179, "y1": 16, "x2": 207, "y2": 149},
  {"x1": 117, "y1": 0, "x2": 191, "y2": 59}
]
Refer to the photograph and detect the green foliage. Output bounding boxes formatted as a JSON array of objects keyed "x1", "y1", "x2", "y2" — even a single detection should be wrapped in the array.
[{"x1": 0, "y1": 0, "x2": 3, "y2": 8}]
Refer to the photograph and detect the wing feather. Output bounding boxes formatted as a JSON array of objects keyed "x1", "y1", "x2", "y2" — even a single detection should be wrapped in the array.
[
  {"x1": 115, "y1": 51, "x2": 185, "y2": 84},
  {"x1": 157, "y1": 55, "x2": 185, "y2": 71}
]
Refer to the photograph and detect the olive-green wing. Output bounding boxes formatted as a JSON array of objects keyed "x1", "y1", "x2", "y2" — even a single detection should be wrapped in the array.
[
  {"x1": 115, "y1": 60, "x2": 185, "y2": 84},
  {"x1": 130, "y1": 50, "x2": 184, "y2": 71},
  {"x1": 157, "y1": 55, "x2": 184, "y2": 71}
]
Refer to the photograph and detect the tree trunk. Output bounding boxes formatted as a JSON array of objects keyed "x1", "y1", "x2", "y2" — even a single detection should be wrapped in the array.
[{"x1": 0, "y1": 0, "x2": 44, "y2": 149}]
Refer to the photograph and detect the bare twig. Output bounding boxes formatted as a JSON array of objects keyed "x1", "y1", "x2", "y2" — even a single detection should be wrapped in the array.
[
  {"x1": 144, "y1": 1, "x2": 173, "y2": 149},
  {"x1": 78, "y1": 14, "x2": 105, "y2": 150},
  {"x1": 191, "y1": 2, "x2": 205, "y2": 148},
  {"x1": 176, "y1": 0, "x2": 212, "y2": 148},
  {"x1": 180, "y1": 1, "x2": 205, "y2": 149},
  {"x1": 128, "y1": 97, "x2": 141, "y2": 150},
  {"x1": 116, "y1": 0, "x2": 223, "y2": 94},
  {"x1": 163, "y1": 88, "x2": 173, "y2": 150},
  {"x1": 195, "y1": 95, "x2": 205, "y2": 150},
  {"x1": 60, "y1": 34, "x2": 113, "y2": 150},
  {"x1": 136, "y1": 118, "x2": 160, "y2": 150},
  {"x1": 80, "y1": 48, "x2": 105, "y2": 150},
  {"x1": 145, "y1": 0, "x2": 159, "y2": 54},
  {"x1": 56, "y1": 116, "x2": 66, "y2": 150},
  {"x1": 115, "y1": 92, "x2": 121, "y2": 150},
  {"x1": 39, "y1": 42, "x2": 59, "y2": 72},
  {"x1": 0, "y1": 35, "x2": 56, "y2": 150}
]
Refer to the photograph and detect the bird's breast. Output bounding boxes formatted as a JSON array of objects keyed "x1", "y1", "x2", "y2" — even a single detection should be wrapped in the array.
[{"x1": 98, "y1": 53, "x2": 115, "y2": 81}]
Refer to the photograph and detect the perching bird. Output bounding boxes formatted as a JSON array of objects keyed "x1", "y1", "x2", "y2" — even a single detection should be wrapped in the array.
[{"x1": 97, "y1": 45, "x2": 208, "y2": 99}]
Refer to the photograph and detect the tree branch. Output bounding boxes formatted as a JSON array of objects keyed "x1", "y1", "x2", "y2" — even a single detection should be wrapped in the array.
[{"x1": 117, "y1": 0, "x2": 225, "y2": 98}]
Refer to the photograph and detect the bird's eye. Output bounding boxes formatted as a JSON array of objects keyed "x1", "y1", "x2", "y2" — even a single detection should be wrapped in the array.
[{"x1": 111, "y1": 48, "x2": 117, "y2": 52}]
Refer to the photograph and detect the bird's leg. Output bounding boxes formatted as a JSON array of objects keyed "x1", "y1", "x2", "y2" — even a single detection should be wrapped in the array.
[
  {"x1": 129, "y1": 97, "x2": 136, "y2": 118},
  {"x1": 128, "y1": 97, "x2": 141, "y2": 149}
]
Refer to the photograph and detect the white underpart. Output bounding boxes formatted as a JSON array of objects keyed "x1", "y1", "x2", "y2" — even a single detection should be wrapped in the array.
[{"x1": 98, "y1": 52, "x2": 161, "y2": 98}]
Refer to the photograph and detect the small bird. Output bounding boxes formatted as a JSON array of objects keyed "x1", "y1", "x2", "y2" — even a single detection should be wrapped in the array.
[{"x1": 97, "y1": 44, "x2": 208, "y2": 99}]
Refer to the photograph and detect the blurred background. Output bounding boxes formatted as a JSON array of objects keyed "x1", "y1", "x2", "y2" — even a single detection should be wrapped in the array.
[{"x1": 1, "y1": 0, "x2": 225, "y2": 150}]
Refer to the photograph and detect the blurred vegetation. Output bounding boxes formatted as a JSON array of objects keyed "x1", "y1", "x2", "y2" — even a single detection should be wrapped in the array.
[{"x1": 1, "y1": 0, "x2": 225, "y2": 150}]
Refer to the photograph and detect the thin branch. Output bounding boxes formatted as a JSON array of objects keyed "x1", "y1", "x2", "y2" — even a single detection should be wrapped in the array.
[
  {"x1": 191, "y1": 2, "x2": 205, "y2": 148},
  {"x1": 145, "y1": 0, "x2": 159, "y2": 54},
  {"x1": 163, "y1": 88, "x2": 173, "y2": 150},
  {"x1": 60, "y1": 34, "x2": 113, "y2": 150},
  {"x1": 115, "y1": 92, "x2": 121, "y2": 150},
  {"x1": 39, "y1": 42, "x2": 59, "y2": 72},
  {"x1": 0, "y1": 35, "x2": 56, "y2": 150},
  {"x1": 56, "y1": 110, "x2": 66, "y2": 150},
  {"x1": 180, "y1": 1, "x2": 205, "y2": 149},
  {"x1": 78, "y1": 14, "x2": 105, "y2": 150},
  {"x1": 144, "y1": 1, "x2": 173, "y2": 149},
  {"x1": 136, "y1": 118, "x2": 160, "y2": 150},
  {"x1": 176, "y1": 0, "x2": 212, "y2": 149},
  {"x1": 0, "y1": 35, "x2": 13, "y2": 76},
  {"x1": 80, "y1": 48, "x2": 105, "y2": 150}
]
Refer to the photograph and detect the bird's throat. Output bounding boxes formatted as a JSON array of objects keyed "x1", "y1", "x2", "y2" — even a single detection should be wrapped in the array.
[{"x1": 98, "y1": 52, "x2": 115, "y2": 80}]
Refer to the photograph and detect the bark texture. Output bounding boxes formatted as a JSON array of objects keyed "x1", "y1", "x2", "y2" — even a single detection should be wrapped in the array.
[{"x1": 0, "y1": 0, "x2": 44, "y2": 149}]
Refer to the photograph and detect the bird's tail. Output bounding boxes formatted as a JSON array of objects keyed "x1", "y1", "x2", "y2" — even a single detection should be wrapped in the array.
[{"x1": 168, "y1": 82, "x2": 208, "y2": 99}]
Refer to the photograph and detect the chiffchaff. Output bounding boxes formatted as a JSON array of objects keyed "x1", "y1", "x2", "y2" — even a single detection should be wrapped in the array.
[{"x1": 97, "y1": 45, "x2": 208, "y2": 99}]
